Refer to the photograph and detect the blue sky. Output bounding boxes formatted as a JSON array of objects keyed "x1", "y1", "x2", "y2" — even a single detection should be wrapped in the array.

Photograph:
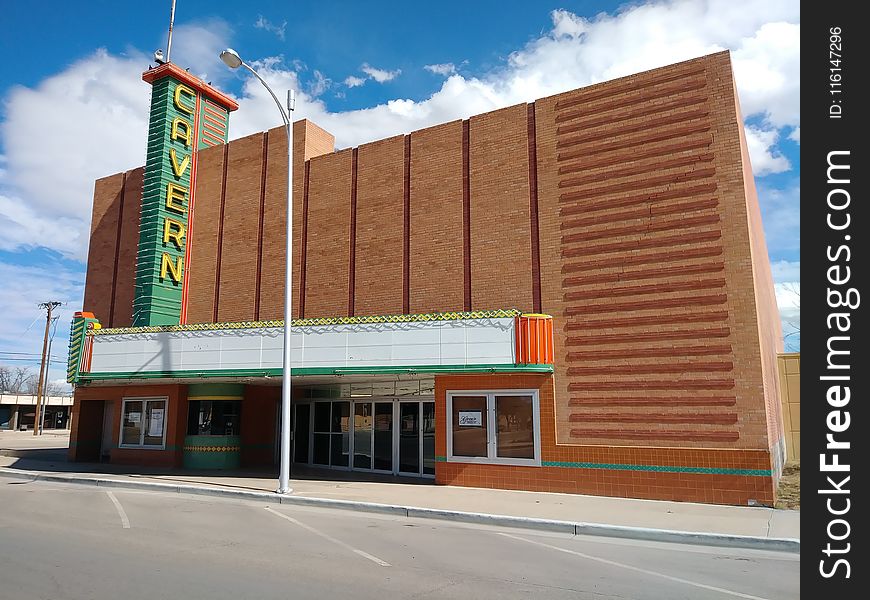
[{"x1": 0, "y1": 1, "x2": 800, "y2": 390}]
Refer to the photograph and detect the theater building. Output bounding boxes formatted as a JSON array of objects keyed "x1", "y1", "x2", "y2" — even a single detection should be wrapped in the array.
[{"x1": 67, "y1": 50, "x2": 785, "y2": 505}]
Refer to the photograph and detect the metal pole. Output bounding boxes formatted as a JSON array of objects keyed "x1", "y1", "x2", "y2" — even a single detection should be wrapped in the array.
[
  {"x1": 33, "y1": 302, "x2": 59, "y2": 436},
  {"x1": 279, "y1": 105, "x2": 294, "y2": 493},
  {"x1": 166, "y1": 0, "x2": 177, "y2": 63},
  {"x1": 239, "y1": 62, "x2": 295, "y2": 494}
]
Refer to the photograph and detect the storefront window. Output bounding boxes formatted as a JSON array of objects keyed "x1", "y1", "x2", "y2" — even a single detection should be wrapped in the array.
[
  {"x1": 447, "y1": 391, "x2": 540, "y2": 465},
  {"x1": 120, "y1": 398, "x2": 167, "y2": 448},
  {"x1": 495, "y1": 395, "x2": 535, "y2": 459},
  {"x1": 187, "y1": 400, "x2": 241, "y2": 436},
  {"x1": 451, "y1": 396, "x2": 488, "y2": 457}
]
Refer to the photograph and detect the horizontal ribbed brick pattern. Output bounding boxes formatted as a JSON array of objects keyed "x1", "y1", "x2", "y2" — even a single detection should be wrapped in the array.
[{"x1": 535, "y1": 52, "x2": 765, "y2": 450}]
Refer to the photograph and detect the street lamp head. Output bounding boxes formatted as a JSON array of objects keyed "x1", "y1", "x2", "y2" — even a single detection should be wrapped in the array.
[{"x1": 219, "y1": 48, "x2": 243, "y2": 69}]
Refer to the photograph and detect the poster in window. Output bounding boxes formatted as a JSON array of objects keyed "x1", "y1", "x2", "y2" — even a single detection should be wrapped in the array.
[
  {"x1": 458, "y1": 410, "x2": 483, "y2": 427},
  {"x1": 128, "y1": 412, "x2": 141, "y2": 424},
  {"x1": 148, "y1": 408, "x2": 165, "y2": 437}
]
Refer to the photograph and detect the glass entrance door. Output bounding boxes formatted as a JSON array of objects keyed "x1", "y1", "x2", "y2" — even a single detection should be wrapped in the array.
[
  {"x1": 295, "y1": 397, "x2": 434, "y2": 478},
  {"x1": 373, "y1": 402, "x2": 393, "y2": 472},
  {"x1": 399, "y1": 403, "x2": 420, "y2": 474}
]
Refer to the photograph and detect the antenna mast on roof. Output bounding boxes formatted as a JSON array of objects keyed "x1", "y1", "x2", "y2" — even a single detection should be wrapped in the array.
[{"x1": 165, "y1": 0, "x2": 177, "y2": 63}]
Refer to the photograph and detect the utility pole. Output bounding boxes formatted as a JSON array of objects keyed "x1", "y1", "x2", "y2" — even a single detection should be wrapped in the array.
[
  {"x1": 38, "y1": 316, "x2": 59, "y2": 434},
  {"x1": 34, "y1": 301, "x2": 61, "y2": 436}
]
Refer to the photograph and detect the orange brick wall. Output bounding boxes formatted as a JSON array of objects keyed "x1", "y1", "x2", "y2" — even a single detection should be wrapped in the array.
[
  {"x1": 185, "y1": 143, "x2": 226, "y2": 323},
  {"x1": 435, "y1": 373, "x2": 774, "y2": 505},
  {"x1": 469, "y1": 105, "x2": 534, "y2": 311},
  {"x1": 408, "y1": 121, "x2": 465, "y2": 313},
  {"x1": 533, "y1": 52, "x2": 776, "y2": 457},
  {"x1": 733, "y1": 79, "x2": 786, "y2": 476},
  {"x1": 354, "y1": 135, "x2": 405, "y2": 315},
  {"x1": 259, "y1": 128, "x2": 289, "y2": 320},
  {"x1": 217, "y1": 132, "x2": 265, "y2": 322},
  {"x1": 304, "y1": 148, "x2": 354, "y2": 317}
]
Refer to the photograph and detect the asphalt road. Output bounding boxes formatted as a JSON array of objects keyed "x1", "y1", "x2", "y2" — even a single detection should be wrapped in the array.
[{"x1": 0, "y1": 475, "x2": 799, "y2": 600}]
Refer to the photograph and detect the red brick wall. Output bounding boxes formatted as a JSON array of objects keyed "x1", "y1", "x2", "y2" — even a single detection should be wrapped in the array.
[
  {"x1": 110, "y1": 168, "x2": 143, "y2": 327},
  {"x1": 82, "y1": 173, "x2": 124, "y2": 324},
  {"x1": 72, "y1": 384, "x2": 188, "y2": 468},
  {"x1": 241, "y1": 385, "x2": 279, "y2": 466}
]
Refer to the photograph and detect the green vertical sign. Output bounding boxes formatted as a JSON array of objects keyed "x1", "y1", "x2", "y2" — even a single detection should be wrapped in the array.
[{"x1": 133, "y1": 66, "x2": 233, "y2": 326}]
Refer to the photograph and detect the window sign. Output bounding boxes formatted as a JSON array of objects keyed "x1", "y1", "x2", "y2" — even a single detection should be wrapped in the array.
[
  {"x1": 448, "y1": 391, "x2": 540, "y2": 466},
  {"x1": 120, "y1": 398, "x2": 167, "y2": 449},
  {"x1": 148, "y1": 408, "x2": 165, "y2": 437},
  {"x1": 458, "y1": 410, "x2": 483, "y2": 427}
]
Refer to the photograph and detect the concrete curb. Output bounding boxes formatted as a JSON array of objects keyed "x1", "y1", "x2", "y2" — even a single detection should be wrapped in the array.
[{"x1": 0, "y1": 467, "x2": 799, "y2": 553}]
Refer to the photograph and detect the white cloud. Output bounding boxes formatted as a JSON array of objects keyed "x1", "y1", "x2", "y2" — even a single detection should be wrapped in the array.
[
  {"x1": 0, "y1": 1, "x2": 800, "y2": 264},
  {"x1": 744, "y1": 125, "x2": 790, "y2": 175},
  {"x1": 165, "y1": 19, "x2": 235, "y2": 84},
  {"x1": 424, "y1": 63, "x2": 456, "y2": 76},
  {"x1": 775, "y1": 281, "x2": 800, "y2": 348},
  {"x1": 789, "y1": 126, "x2": 800, "y2": 143},
  {"x1": 551, "y1": 9, "x2": 589, "y2": 39},
  {"x1": 254, "y1": 15, "x2": 287, "y2": 40},
  {"x1": 0, "y1": 48, "x2": 149, "y2": 252},
  {"x1": 0, "y1": 195, "x2": 87, "y2": 259},
  {"x1": 360, "y1": 63, "x2": 401, "y2": 83},
  {"x1": 307, "y1": 70, "x2": 331, "y2": 97}
]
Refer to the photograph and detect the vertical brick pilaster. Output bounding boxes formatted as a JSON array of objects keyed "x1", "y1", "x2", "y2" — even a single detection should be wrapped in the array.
[
  {"x1": 254, "y1": 131, "x2": 269, "y2": 321},
  {"x1": 107, "y1": 172, "x2": 128, "y2": 327},
  {"x1": 213, "y1": 144, "x2": 229, "y2": 322},
  {"x1": 299, "y1": 161, "x2": 310, "y2": 318},
  {"x1": 462, "y1": 120, "x2": 471, "y2": 311},
  {"x1": 527, "y1": 103, "x2": 542, "y2": 314},
  {"x1": 403, "y1": 135, "x2": 411, "y2": 314},
  {"x1": 348, "y1": 148, "x2": 358, "y2": 316}
]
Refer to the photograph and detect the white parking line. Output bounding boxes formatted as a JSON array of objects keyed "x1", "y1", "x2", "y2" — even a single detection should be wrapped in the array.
[
  {"x1": 263, "y1": 506, "x2": 391, "y2": 567},
  {"x1": 105, "y1": 491, "x2": 130, "y2": 529},
  {"x1": 496, "y1": 532, "x2": 773, "y2": 600}
]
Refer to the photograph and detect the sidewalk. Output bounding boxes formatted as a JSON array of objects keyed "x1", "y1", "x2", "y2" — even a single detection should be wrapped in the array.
[{"x1": 0, "y1": 434, "x2": 799, "y2": 552}]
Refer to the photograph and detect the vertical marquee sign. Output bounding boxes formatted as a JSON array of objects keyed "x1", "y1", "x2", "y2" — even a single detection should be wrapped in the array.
[{"x1": 134, "y1": 64, "x2": 238, "y2": 326}]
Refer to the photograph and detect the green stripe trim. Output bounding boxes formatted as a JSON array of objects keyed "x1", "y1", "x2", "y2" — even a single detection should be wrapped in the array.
[
  {"x1": 434, "y1": 456, "x2": 770, "y2": 477},
  {"x1": 79, "y1": 363, "x2": 554, "y2": 382},
  {"x1": 541, "y1": 461, "x2": 772, "y2": 477},
  {"x1": 92, "y1": 309, "x2": 529, "y2": 336}
]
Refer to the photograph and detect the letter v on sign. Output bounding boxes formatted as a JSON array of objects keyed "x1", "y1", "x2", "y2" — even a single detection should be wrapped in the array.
[{"x1": 170, "y1": 148, "x2": 190, "y2": 178}]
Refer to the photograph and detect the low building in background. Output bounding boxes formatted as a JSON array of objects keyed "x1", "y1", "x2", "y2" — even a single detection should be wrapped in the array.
[
  {"x1": 67, "y1": 50, "x2": 785, "y2": 505},
  {"x1": 0, "y1": 395, "x2": 73, "y2": 431}
]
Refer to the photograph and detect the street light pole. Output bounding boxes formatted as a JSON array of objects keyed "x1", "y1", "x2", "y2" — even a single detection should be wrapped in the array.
[{"x1": 220, "y1": 49, "x2": 296, "y2": 494}]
